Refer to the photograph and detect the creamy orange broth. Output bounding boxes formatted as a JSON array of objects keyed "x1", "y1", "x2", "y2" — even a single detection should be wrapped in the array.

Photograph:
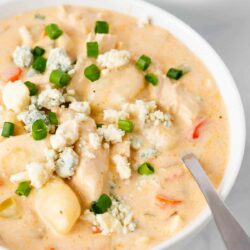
[{"x1": 0, "y1": 5, "x2": 228, "y2": 250}]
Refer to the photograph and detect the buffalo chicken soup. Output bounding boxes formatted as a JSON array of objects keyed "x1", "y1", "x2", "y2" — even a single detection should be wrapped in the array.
[{"x1": 0, "y1": 5, "x2": 229, "y2": 250}]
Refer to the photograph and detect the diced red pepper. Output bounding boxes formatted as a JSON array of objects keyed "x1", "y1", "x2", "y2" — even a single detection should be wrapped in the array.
[{"x1": 192, "y1": 119, "x2": 207, "y2": 139}]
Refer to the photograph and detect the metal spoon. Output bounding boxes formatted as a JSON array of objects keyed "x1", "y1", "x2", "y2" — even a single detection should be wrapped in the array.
[{"x1": 182, "y1": 153, "x2": 250, "y2": 250}]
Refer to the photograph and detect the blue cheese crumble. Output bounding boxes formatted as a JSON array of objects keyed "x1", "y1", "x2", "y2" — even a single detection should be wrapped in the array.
[
  {"x1": 83, "y1": 197, "x2": 136, "y2": 235},
  {"x1": 47, "y1": 48, "x2": 73, "y2": 72},
  {"x1": 12, "y1": 45, "x2": 33, "y2": 68}
]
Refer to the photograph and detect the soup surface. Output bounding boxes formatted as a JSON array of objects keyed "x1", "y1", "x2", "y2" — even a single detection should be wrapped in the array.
[{"x1": 0, "y1": 5, "x2": 229, "y2": 250}]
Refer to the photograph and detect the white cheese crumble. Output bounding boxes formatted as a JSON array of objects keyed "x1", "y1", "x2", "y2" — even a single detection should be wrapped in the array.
[
  {"x1": 17, "y1": 97, "x2": 48, "y2": 131},
  {"x1": 12, "y1": 45, "x2": 33, "y2": 68},
  {"x1": 139, "y1": 148, "x2": 159, "y2": 161},
  {"x1": 50, "y1": 120, "x2": 79, "y2": 151},
  {"x1": 83, "y1": 197, "x2": 136, "y2": 235},
  {"x1": 56, "y1": 147, "x2": 79, "y2": 178},
  {"x1": 17, "y1": 106, "x2": 47, "y2": 131},
  {"x1": 148, "y1": 110, "x2": 172, "y2": 127},
  {"x1": 122, "y1": 100, "x2": 156, "y2": 124},
  {"x1": 26, "y1": 162, "x2": 52, "y2": 189},
  {"x1": 47, "y1": 48, "x2": 73, "y2": 72},
  {"x1": 97, "y1": 49, "x2": 131, "y2": 69},
  {"x1": 10, "y1": 171, "x2": 29, "y2": 183},
  {"x1": 112, "y1": 154, "x2": 131, "y2": 179},
  {"x1": 103, "y1": 109, "x2": 129, "y2": 123},
  {"x1": 89, "y1": 132, "x2": 102, "y2": 150},
  {"x1": 79, "y1": 138, "x2": 96, "y2": 159},
  {"x1": 10, "y1": 148, "x2": 58, "y2": 188},
  {"x1": 37, "y1": 88, "x2": 65, "y2": 110},
  {"x1": 44, "y1": 148, "x2": 58, "y2": 170},
  {"x1": 130, "y1": 136, "x2": 142, "y2": 150},
  {"x1": 123, "y1": 100, "x2": 172, "y2": 127},
  {"x1": 2, "y1": 80, "x2": 30, "y2": 113},
  {"x1": 97, "y1": 125, "x2": 125, "y2": 144},
  {"x1": 69, "y1": 101, "x2": 91, "y2": 115}
]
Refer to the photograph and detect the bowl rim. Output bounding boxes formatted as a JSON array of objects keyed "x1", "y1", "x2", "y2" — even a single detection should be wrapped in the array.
[{"x1": 0, "y1": 0, "x2": 246, "y2": 249}]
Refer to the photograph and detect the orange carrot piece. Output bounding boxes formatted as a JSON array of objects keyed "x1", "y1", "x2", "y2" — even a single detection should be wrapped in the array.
[
  {"x1": 0, "y1": 66, "x2": 22, "y2": 82},
  {"x1": 156, "y1": 194, "x2": 183, "y2": 206}
]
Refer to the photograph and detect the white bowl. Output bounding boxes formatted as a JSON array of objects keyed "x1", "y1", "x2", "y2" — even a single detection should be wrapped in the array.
[{"x1": 0, "y1": 0, "x2": 246, "y2": 250}]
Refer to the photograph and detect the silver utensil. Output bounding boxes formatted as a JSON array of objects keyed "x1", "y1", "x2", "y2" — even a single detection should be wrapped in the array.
[{"x1": 182, "y1": 153, "x2": 250, "y2": 250}]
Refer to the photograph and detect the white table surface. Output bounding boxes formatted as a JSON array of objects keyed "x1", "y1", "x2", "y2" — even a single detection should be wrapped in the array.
[{"x1": 145, "y1": 0, "x2": 250, "y2": 249}]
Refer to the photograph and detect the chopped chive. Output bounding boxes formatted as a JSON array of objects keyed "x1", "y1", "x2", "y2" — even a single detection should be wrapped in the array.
[
  {"x1": 84, "y1": 64, "x2": 101, "y2": 82},
  {"x1": 45, "y1": 23, "x2": 63, "y2": 40},
  {"x1": 145, "y1": 73, "x2": 158, "y2": 86},
  {"x1": 95, "y1": 21, "x2": 109, "y2": 34},
  {"x1": 86, "y1": 42, "x2": 99, "y2": 58},
  {"x1": 15, "y1": 181, "x2": 32, "y2": 197},
  {"x1": 136, "y1": 55, "x2": 151, "y2": 71},
  {"x1": 167, "y1": 68, "x2": 183, "y2": 80},
  {"x1": 96, "y1": 123, "x2": 103, "y2": 128},
  {"x1": 138, "y1": 162, "x2": 155, "y2": 175},
  {"x1": 32, "y1": 46, "x2": 45, "y2": 58},
  {"x1": 34, "y1": 13, "x2": 46, "y2": 20},
  {"x1": 32, "y1": 119, "x2": 47, "y2": 140},
  {"x1": 48, "y1": 111, "x2": 58, "y2": 125},
  {"x1": 24, "y1": 81, "x2": 38, "y2": 96},
  {"x1": 49, "y1": 69, "x2": 71, "y2": 88},
  {"x1": 32, "y1": 56, "x2": 47, "y2": 73},
  {"x1": 118, "y1": 119, "x2": 134, "y2": 133},
  {"x1": 1, "y1": 122, "x2": 14, "y2": 137},
  {"x1": 91, "y1": 194, "x2": 112, "y2": 214}
]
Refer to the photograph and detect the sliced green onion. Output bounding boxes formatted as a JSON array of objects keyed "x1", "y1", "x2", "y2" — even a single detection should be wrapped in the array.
[
  {"x1": 48, "y1": 111, "x2": 58, "y2": 125},
  {"x1": 45, "y1": 23, "x2": 63, "y2": 40},
  {"x1": 96, "y1": 123, "x2": 103, "y2": 128},
  {"x1": 91, "y1": 194, "x2": 112, "y2": 214},
  {"x1": 32, "y1": 46, "x2": 45, "y2": 58},
  {"x1": 145, "y1": 73, "x2": 158, "y2": 86},
  {"x1": 15, "y1": 182, "x2": 32, "y2": 197},
  {"x1": 24, "y1": 81, "x2": 38, "y2": 96},
  {"x1": 84, "y1": 64, "x2": 101, "y2": 82},
  {"x1": 49, "y1": 69, "x2": 71, "y2": 88},
  {"x1": 167, "y1": 68, "x2": 183, "y2": 80},
  {"x1": 1, "y1": 122, "x2": 14, "y2": 137},
  {"x1": 32, "y1": 119, "x2": 47, "y2": 140},
  {"x1": 86, "y1": 42, "x2": 99, "y2": 58},
  {"x1": 118, "y1": 119, "x2": 134, "y2": 133},
  {"x1": 95, "y1": 21, "x2": 109, "y2": 34},
  {"x1": 138, "y1": 162, "x2": 155, "y2": 175},
  {"x1": 34, "y1": 13, "x2": 46, "y2": 20},
  {"x1": 136, "y1": 55, "x2": 151, "y2": 71},
  {"x1": 32, "y1": 56, "x2": 47, "y2": 73}
]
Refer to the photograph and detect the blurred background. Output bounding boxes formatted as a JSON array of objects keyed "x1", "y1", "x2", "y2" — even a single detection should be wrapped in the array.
[{"x1": 145, "y1": 0, "x2": 250, "y2": 249}]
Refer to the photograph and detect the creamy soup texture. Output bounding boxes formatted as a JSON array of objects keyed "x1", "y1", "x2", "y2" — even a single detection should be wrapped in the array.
[{"x1": 0, "y1": 5, "x2": 229, "y2": 250}]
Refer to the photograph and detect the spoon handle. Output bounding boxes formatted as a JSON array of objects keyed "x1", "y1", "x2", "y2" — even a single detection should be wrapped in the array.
[{"x1": 182, "y1": 153, "x2": 250, "y2": 250}]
